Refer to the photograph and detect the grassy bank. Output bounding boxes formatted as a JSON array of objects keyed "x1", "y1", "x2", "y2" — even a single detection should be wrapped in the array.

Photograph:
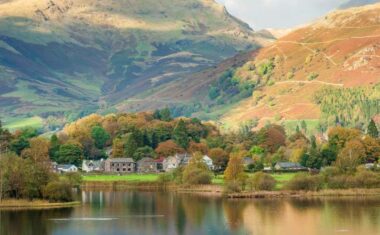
[
  {"x1": 83, "y1": 174, "x2": 159, "y2": 182},
  {"x1": 83, "y1": 173, "x2": 297, "y2": 190},
  {"x1": 0, "y1": 200, "x2": 81, "y2": 210},
  {"x1": 227, "y1": 189, "x2": 380, "y2": 199}
]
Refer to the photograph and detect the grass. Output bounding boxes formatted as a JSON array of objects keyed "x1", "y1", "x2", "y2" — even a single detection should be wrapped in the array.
[
  {"x1": 83, "y1": 172, "x2": 298, "y2": 190},
  {"x1": 0, "y1": 199, "x2": 80, "y2": 209},
  {"x1": 211, "y1": 172, "x2": 297, "y2": 189},
  {"x1": 283, "y1": 119, "x2": 320, "y2": 136},
  {"x1": 83, "y1": 174, "x2": 159, "y2": 182},
  {"x1": 4, "y1": 116, "x2": 43, "y2": 130}
]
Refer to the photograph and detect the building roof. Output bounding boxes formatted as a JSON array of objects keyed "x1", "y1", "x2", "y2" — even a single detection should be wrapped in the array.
[
  {"x1": 57, "y1": 164, "x2": 77, "y2": 170},
  {"x1": 276, "y1": 162, "x2": 305, "y2": 169},
  {"x1": 243, "y1": 157, "x2": 254, "y2": 165},
  {"x1": 83, "y1": 160, "x2": 104, "y2": 168},
  {"x1": 137, "y1": 157, "x2": 155, "y2": 164},
  {"x1": 106, "y1": 158, "x2": 135, "y2": 163}
]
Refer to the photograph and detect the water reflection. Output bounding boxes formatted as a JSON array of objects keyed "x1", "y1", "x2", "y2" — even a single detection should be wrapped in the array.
[{"x1": 1, "y1": 191, "x2": 380, "y2": 235}]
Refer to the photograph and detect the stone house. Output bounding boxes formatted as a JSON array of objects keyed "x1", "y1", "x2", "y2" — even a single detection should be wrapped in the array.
[
  {"x1": 105, "y1": 158, "x2": 136, "y2": 173},
  {"x1": 82, "y1": 159, "x2": 105, "y2": 173},
  {"x1": 137, "y1": 157, "x2": 160, "y2": 173}
]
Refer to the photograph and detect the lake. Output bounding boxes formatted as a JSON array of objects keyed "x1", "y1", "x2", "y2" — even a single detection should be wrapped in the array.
[{"x1": 1, "y1": 191, "x2": 380, "y2": 235}]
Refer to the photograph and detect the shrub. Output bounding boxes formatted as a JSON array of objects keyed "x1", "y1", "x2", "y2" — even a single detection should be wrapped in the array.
[
  {"x1": 224, "y1": 181, "x2": 242, "y2": 193},
  {"x1": 320, "y1": 166, "x2": 340, "y2": 181},
  {"x1": 328, "y1": 170, "x2": 380, "y2": 189},
  {"x1": 247, "y1": 172, "x2": 276, "y2": 191},
  {"x1": 354, "y1": 170, "x2": 380, "y2": 188},
  {"x1": 43, "y1": 180, "x2": 73, "y2": 202},
  {"x1": 64, "y1": 172, "x2": 82, "y2": 188},
  {"x1": 182, "y1": 167, "x2": 212, "y2": 185},
  {"x1": 285, "y1": 173, "x2": 323, "y2": 191},
  {"x1": 158, "y1": 172, "x2": 175, "y2": 184}
]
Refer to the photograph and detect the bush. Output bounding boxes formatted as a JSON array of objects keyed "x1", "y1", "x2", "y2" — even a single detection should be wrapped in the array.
[
  {"x1": 43, "y1": 180, "x2": 73, "y2": 202},
  {"x1": 320, "y1": 166, "x2": 340, "y2": 181},
  {"x1": 182, "y1": 167, "x2": 212, "y2": 185},
  {"x1": 247, "y1": 172, "x2": 276, "y2": 191},
  {"x1": 286, "y1": 173, "x2": 323, "y2": 191},
  {"x1": 224, "y1": 181, "x2": 242, "y2": 193},
  {"x1": 158, "y1": 172, "x2": 174, "y2": 184},
  {"x1": 327, "y1": 170, "x2": 380, "y2": 189},
  {"x1": 64, "y1": 172, "x2": 82, "y2": 188}
]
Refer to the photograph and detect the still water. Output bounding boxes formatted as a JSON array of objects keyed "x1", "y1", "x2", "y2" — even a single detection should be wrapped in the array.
[{"x1": 1, "y1": 191, "x2": 380, "y2": 235}]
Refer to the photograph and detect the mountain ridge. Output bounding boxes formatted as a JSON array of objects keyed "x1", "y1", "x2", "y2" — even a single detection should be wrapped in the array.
[{"x1": 0, "y1": 0, "x2": 271, "y2": 123}]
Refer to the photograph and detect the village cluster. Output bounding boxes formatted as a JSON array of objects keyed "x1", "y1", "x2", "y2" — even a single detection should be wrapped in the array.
[{"x1": 53, "y1": 153, "x2": 308, "y2": 174}]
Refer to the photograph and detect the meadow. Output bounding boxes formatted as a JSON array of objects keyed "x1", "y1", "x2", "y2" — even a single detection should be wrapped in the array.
[{"x1": 83, "y1": 172, "x2": 297, "y2": 190}]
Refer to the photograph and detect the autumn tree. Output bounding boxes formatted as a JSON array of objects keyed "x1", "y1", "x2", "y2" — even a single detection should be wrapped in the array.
[
  {"x1": 21, "y1": 137, "x2": 51, "y2": 163},
  {"x1": 335, "y1": 139, "x2": 366, "y2": 173},
  {"x1": 112, "y1": 138, "x2": 125, "y2": 158},
  {"x1": 182, "y1": 152, "x2": 212, "y2": 185},
  {"x1": 208, "y1": 148, "x2": 229, "y2": 171},
  {"x1": 328, "y1": 126, "x2": 361, "y2": 151},
  {"x1": 155, "y1": 140, "x2": 185, "y2": 157},
  {"x1": 257, "y1": 124, "x2": 286, "y2": 153},
  {"x1": 188, "y1": 141, "x2": 208, "y2": 155},
  {"x1": 224, "y1": 151, "x2": 247, "y2": 191}
]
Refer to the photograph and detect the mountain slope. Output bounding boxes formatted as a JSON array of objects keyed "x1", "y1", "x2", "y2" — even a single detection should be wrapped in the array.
[
  {"x1": 340, "y1": 0, "x2": 379, "y2": 8},
  {"x1": 0, "y1": 0, "x2": 271, "y2": 123},
  {"x1": 221, "y1": 4, "x2": 380, "y2": 131}
]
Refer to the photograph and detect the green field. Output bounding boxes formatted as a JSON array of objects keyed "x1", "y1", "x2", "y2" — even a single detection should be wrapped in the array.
[
  {"x1": 83, "y1": 172, "x2": 297, "y2": 190},
  {"x1": 4, "y1": 116, "x2": 43, "y2": 130},
  {"x1": 83, "y1": 174, "x2": 159, "y2": 182},
  {"x1": 212, "y1": 173, "x2": 296, "y2": 190}
]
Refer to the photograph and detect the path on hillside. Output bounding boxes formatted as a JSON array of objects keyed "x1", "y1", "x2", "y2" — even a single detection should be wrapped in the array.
[
  {"x1": 125, "y1": 98, "x2": 187, "y2": 104},
  {"x1": 275, "y1": 80, "x2": 344, "y2": 87}
]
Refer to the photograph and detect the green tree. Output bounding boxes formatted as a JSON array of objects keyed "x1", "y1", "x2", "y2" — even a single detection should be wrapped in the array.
[
  {"x1": 124, "y1": 134, "x2": 138, "y2": 158},
  {"x1": 57, "y1": 143, "x2": 83, "y2": 166},
  {"x1": 91, "y1": 125, "x2": 110, "y2": 149},
  {"x1": 159, "y1": 108, "x2": 172, "y2": 122},
  {"x1": 49, "y1": 134, "x2": 60, "y2": 162},
  {"x1": 368, "y1": 119, "x2": 379, "y2": 138},
  {"x1": 133, "y1": 146, "x2": 156, "y2": 161},
  {"x1": 173, "y1": 119, "x2": 189, "y2": 149}
]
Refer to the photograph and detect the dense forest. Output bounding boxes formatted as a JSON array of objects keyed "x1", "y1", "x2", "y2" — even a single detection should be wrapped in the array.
[{"x1": 314, "y1": 85, "x2": 380, "y2": 130}]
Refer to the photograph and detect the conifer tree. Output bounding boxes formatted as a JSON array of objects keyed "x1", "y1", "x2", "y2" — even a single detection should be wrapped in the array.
[{"x1": 368, "y1": 119, "x2": 379, "y2": 138}]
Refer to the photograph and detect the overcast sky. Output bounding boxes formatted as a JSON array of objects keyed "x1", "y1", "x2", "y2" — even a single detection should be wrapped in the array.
[{"x1": 216, "y1": 0, "x2": 347, "y2": 30}]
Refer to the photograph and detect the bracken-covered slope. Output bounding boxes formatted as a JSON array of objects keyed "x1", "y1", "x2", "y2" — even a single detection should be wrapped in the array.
[
  {"x1": 221, "y1": 4, "x2": 380, "y2": 131},
  {"x1": 0, "y1": 0, "x2": 271, "y2": 122}
]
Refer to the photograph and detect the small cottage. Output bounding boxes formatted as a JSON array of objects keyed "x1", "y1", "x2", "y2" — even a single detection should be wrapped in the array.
[
  {"x1": 57, "y1": 164, "x2": 78, "y2": 173},
  {"x1": 82, "y1": 159, "x2": 105, "y2": 173},
  {"x1": 137, "y1": 157, "x2": 160, "y2": 173},
  {"x1": 163, "y1": 155, "x2": 181, "y2": 172},
  {"x1": 202, "y1": 155, "x2": 214, "y2": 170},
  {"x1": 274, "y1": 162, "x2": 307, "y2": 172},
  {"x1": 105, "y1": 158, "x2": 136, "y2": 173}
]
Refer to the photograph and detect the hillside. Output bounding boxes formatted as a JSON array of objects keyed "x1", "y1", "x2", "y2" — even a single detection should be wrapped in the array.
[
  {"x1": 220, "y1": 4, "x2": 380, "y2": 132},
  {"x1": 0, "y1": 0, "x2": 271, "y2": 126},
  {"x1": 340, "y1": 0, "x2": 379, "y2": 8}
]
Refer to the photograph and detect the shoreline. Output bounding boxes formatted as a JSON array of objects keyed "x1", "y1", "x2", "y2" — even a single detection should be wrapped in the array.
[
  {"x1": 82, "y1": 181, "x2": 380, "y2": 198},
  {"x1": 0, "y1": 200, "x2": 81, "y2": 210}
]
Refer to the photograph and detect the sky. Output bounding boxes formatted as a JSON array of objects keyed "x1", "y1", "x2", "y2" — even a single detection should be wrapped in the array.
[{"x1": 216, "y1": 0, "x2": 347, "y2": 30}]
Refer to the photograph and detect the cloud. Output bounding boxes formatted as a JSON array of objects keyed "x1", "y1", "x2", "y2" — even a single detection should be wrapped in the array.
[{"x1": 215, "y1": 0, "x2": 346, "y2": 29}]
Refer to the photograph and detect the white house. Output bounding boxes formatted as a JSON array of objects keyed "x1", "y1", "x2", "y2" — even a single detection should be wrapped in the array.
[
  {"x1": 57, "y1": 164, "x2": 78, "y2": 173},
  {"x1": 202, "y1": 155, "x2": 214, "y2": 170},
  {"x1": 82, "y1": 159, "x2": 105, "y2": 173}
]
